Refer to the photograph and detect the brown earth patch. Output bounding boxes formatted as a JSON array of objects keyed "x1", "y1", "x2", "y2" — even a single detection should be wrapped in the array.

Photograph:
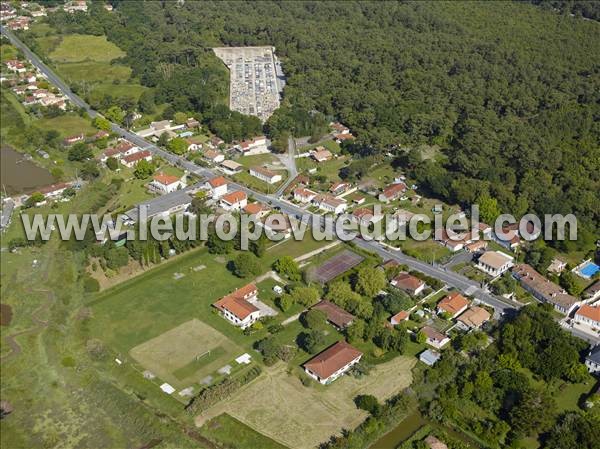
[{"x1": 1, "y1": 303, "x2": 13, "y2": 326}]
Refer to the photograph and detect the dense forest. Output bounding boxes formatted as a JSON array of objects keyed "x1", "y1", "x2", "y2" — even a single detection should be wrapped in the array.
[{"x1": 43, "y1": 1, "x2": 599, "y2": 240}]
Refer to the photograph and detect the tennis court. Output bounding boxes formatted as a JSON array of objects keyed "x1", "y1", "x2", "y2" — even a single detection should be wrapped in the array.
[{"x1": 312, "y1": 249, "x2": 364, "y2": 283}]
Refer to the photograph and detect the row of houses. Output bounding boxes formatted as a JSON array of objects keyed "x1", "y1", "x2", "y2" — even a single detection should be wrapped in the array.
[
  {"x1": 3, "y1": 59, "x2": 68, "y2": 110},
  {"x1": 99, "y1": 139, "x2": 153, "y2": 168}
]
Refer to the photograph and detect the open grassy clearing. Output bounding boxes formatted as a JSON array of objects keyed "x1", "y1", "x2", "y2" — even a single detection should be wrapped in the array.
[
  {"x1": 36, "y1": 114, "x2": 96, "y2": 137},
  {"x1": 49, "y1": 34, "x2": 125, "y2": 63},
  {"x1": 196, "y1": 356, "x2": 416, "y2": 449},
  {"x1": 235, "y1": 153, "x2": 281, "y2": 168},
  {"x1": 1, "y1": 90, "x2": 29, "y2": 132},
  {"x1": 130, "y1": 319, "x2": 246, "y2": 390},
  {"x1": 93, "y1": 82, "x2": 149, "y2": 100},
  {"x1": 200, "y1": 413, "x2": 288, "y2": 449},
  {"x1": 56, "y1": 61, "x2": 132, "y2": 84}
]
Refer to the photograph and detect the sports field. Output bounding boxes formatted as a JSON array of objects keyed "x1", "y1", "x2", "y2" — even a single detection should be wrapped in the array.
[
  {"x1": 130, "y1": 319, "x2": 245, "y2": 389},
  {"x1": 196, "y1": 356, "x2": 416, "y2": 449}
]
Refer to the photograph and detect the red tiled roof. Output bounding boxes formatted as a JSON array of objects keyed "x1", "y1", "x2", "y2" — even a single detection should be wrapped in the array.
[
  {"x1": 437, "y1": 292, "x2": 469, "y2": 315},
  {"x1": 312, "y1": 300, "x2": 355, "y2": 328},
  {"x1": 208, "y1": 176, "x2": 228, "y2": 188},
  {"x1": 392, "y1": 273, "x2": 425, "y2": 292},
  {"x1": 244, "y1": 202, "x2": 268, "y2": 215},
  {"x1": 39, "y1": 182, "x2": 69, "y2": 195},
  {"x1": 576, "y1": 305, "x2": 600, "y2": 323},
  {"x1": 421, "y1": 326, "x2": 447, "y2": 343},
  {"x1": 303, "y1": 341, "x2": 362, "y2": 380},
  {"x1": 221, "y1": 190, "x2": 247, "y2": 205},
  {"x1": 153, "y1": 173, "x2": 180, "y2": 185},
  {"x1": 390, "y1": 310, "x2": 409, "y2": 324},
  {"x1": 213, "y1": 283, "x2": 258, "y2": 320},
  {"x1": 122, "y1": 150, "x2": 151, "y2": 164},
  {"x1": 382, "y1": 182, "x2": 407, "y2": 199}
]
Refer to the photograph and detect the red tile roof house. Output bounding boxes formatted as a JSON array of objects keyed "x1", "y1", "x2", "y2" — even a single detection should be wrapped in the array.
[
  {"x1": 390, "y1": 273, "x2": 426, "y2": 296},
  {"x1": 121, "y1": 150, "x2": 152, "y2": 168},
  {"x1": 236, "y1": 136, "x2": 268, "y2": 155},
  {"x1": 421, "y1": 326, "x2": 450, "y2": 349},
  {"x1": 330, "y1": 122, "x2": 350, "y2": 135},
  {"x1": 574, "y1": 305, "x2": 600, "y2": 330},
  {"x1": 259, "y1": 214, "x2": 294, "y2": 239},
  {"x1": 5, "y1": 60, "x2": 26, "y2": 73},
  {"x1": 213, "y1": 283, "x2": 261, "y2": 329},
  {"x1": 243, "y1": 202, "x2": 270, "y2": 219},
  {"x1": 329, "y1": 181, "x2": 352, "y2": 196},
  {"x1": 63, "y1": 133, "x2": 84, "y2": 146},
  {"x1": 293, "y1": 187, "x2": 317, "y2": 203},
  {"x1": 313, "y1": 194, "x2": 347, "y2": 214},
  {"x1": 205, "y1": 176, "x2": 229, "y2": 199},
  {"x1": 303, "y1": 341, "x2": 363, "y2": 385},
  {"x1": 249, "y1": 166, "x2": 282, "y2": 184},
  {"x1": 335, "y1": 133, "x2": 355, "y2": 144},
  {"x1": 100, "y1": 141, "x2": 137, "y2": 162},
  {"x1": 456, "y1": 306, "x2": 491, "y2": 330},
  {"x1": 512, "y1": 264, "x2": 580, "y2": 315},
  {"x1": 390, "y1": 310, "x2": 409, "y2": 326},
  {"x1": 378, "y1": 182, "x2": 407, "y2": 202},
  {"x1": 149, "y1": 173, "x2": 186, "y2": 194},
  {"x1": 203, "y1": 149, "x2": 225, "y2": 164},
  {"x1": 312, "y1": 300, "x2": 356, "y2": 329},
  {"x1": 435, "y1": 229, "x2": 472, "y2": 252},
  {"x1": 219, "y1": 190, "x2": 248, "y2": 211},
  {"x1": 352, "y1": 207, "x2": 384, "y2": 228},
  {"x1": 311, "y1": 148, "x2": 333, "y2": 163},
  {"x1": 436, "y1": 292, "x2": 470, "y2": 318},
  {"x1": 39, "y1": 182, "x2": 72, "y2": 199}
]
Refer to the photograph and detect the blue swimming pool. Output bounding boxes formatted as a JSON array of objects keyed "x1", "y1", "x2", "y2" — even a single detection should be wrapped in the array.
[{"x1": 579, "y1": 262, "x2": 600, "y2": 278}]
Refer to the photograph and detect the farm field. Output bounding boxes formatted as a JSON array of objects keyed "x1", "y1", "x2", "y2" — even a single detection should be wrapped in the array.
[{"x1": 196, "y1": 356, "x2": 416, "y2": 449}]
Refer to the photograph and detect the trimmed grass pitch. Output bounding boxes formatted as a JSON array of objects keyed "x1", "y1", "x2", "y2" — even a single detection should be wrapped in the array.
[
  {"x1": 130, "y1": 319, "x2": 244, "y2": 389},
  {"x1": 196, "y1": 356, "x2": 416, "y2": 449}
]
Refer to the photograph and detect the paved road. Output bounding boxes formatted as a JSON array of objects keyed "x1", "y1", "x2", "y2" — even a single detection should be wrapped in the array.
[
  {"x1": 2, "y1": 26, "x2": 519, "y2": 315},
  {"x1": 274, "y1": 135, "x2": 298, "y2": 196}
]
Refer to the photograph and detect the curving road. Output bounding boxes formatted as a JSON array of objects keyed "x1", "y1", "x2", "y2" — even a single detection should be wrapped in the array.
[{"x1": 1, "y1": 26, "x2": 519, "y2": 315}]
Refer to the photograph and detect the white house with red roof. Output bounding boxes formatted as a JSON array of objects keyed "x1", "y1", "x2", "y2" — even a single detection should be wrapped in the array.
[
  {"x1": 5, "y1": 60, "x2": 26, "y2": 73},
  {"x1": 391, "y1": 273, "x2": 426, "y2": 296},
  {"x1": 303, "y1": 341, "x2": 363, "y2": 384},
  {"x1": 437, "y1": 292, "x2": 470, "y2": 318},
  {"x1": 149, "y1": 173, "x2": 186, "y2": 194},
  {"x1": 313, "y1": 195, "x2": 347, "y2": 214},
  {"x1": 39, "y1": 182, "x2": 72, "y2": 199},
  {"x1": 220, "y1": 191, "x2": 247, "y2": 211},
  {"x1": 249, "y1": 166, "x2": 282, "y2": 184},
  {"x1": 213, "y1": 284, "x2": 261, "y2": 329},
  {"x1": 236, "y1": 136, "x2": 268, "y2": 155},
  {"x1": 205, "y1": 176, "x2": 228, "y2": 199},
  {"x1": 121, "y1": 150, "x2": 152, "y2": 168},
  {"x1": 379, "y1": 182, "x2": 407, "y2": 202},
  {"x1": 574, "y1": 305, "x2": 600, "y2": 330},
  {"x1": 293, "y1": 187, "x2": 317, "y2": 203}
]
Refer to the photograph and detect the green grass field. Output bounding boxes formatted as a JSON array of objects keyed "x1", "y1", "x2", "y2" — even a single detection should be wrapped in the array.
[
  {"x1": 36, "y1": 114, "x2": 96, "y2": 137},
  {"x1": 130, "y1": 319, "x2": 245, "y2": 389},
  {"x1": 56, "y1": 61, "x2": 132, "y2": 84},
  {"x1": 49, "y1": 34, "x2": 125, "y2": 63},
  {"x1": 200, "y1": 413, "x2": 289, "y2": 449}
]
